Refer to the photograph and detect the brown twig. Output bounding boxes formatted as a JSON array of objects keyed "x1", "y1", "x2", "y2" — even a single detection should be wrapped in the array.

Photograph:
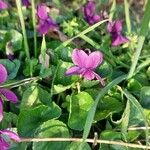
[{"x1": 19, "y1": 137, "x2": 150, "y2": 149}]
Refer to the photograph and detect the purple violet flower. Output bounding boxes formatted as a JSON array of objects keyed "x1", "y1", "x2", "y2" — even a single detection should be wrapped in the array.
[
  {"x1": 0, "y1": 64, "x2": 18, "y2": 122},
  {"x1": 37, "y1": 4, "x2": 49, "y2": 20},
  {"x1": 107, "y1": 20, "x2": 129, "y2": 46},
  {"x1": 37, "y1": 17, "x2": 58, "y2": 35},
  {"x1": 65, "y1": 49, "x2": 105, "y2": 86},
  {"x1": 83, "y1": 0, "x2": 101, "y2": 25},
  {"x1": 37, "y1": 3, "x2": 58, "y2": 35},
  {"x1": 0, "y1": 0, "x2": 8, "y2": 10},
  {"x1": 0, "y1": 129, "x2": 20, "y2": 150},
  {"x1": 22, "y1": 0, "x2": 30, "y2": 7}
]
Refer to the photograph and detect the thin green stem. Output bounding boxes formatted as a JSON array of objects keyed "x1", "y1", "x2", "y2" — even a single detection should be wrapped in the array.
[
  {"x1": 136, "y1": 59, "x2": 150, "y2": 74},
  {"x1": 31, "y1": 0, "x2": 37, "y2": 57},
  {"x1": 124, "y1": 0, "x2": 131, "y2": 33},
  {"x1": 128, "y1": 36, "x2": 145, "y2": 78},
  {"x1": 109, "y1": 0, "x2": 116, "y2": 20},
  {"x1": 55, "y1": 19, "x2": 108, "y2": 51},
  {"x1": 16, "y1": 0, "x2": 30, "y2": 59},
  {"x1": 0, "y1": 77, "x2": 40, "y2": 88}
]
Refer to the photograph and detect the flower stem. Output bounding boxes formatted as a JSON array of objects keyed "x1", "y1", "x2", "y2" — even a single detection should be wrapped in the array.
[
  {"x1": 109, "y1": 0, "x2": 116, "y2": 21},
  {"x1": 31, "y1": 0, "x2": 37, "y2": 57},
  {"x1": 16, "y1": 0, "x2": 30, "y2": 59},
  {"x1": 0, "y1": 77, "x2": 40, "y2": 88},
  {"x1": 124, "y1": 0, "x2": 131, "y2": 34}
]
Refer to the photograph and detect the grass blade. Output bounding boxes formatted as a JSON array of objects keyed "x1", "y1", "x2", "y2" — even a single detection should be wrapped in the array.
[
  {"x1": 109, "y1": 0, "x2": 116, "y2": 20},
  {"x1": 122, "y1": 89, "x2": 149, "y2": 149},
  {"x1": 16, "y1": 0, "x2": 30, "y2": 59},
  {"x1": 55, "y1": 19, "x2": 108, "y2": 51},
  {"x1": 82, "y1": 74, "x2": 127, "y2": 141},
  {"x1": 31, "y1": 0, "x2": 37, "y2": 57},
  {"x1": 128, "y1": 0, "x2": 150, "y2": 78}
]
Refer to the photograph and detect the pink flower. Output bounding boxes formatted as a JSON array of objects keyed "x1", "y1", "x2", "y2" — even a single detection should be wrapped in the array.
[
  {"x1": 37, "y1": 3, "x2": 58, "y2": 35},
  {"x1": 22, "y1": 0, "x2": 30, "y2": 7},
  {"x1": 65, "y1": 49, "x2": 105, "y2": 86},
  {"x1": 0, "y1": 130, "x2": 20, "y2": 150},
  {"x1": 0, "y1": 0, "x2": 8, "y2": 10},
  {"x1": 83, "y1": 1, "x2": 101, "y2": 25},
  {"x1": 0, "y1": 64, "x2": 18, "y2": 122},
  {"x1": 107, "y1": 20, "x2": 129, "y2": 46}
]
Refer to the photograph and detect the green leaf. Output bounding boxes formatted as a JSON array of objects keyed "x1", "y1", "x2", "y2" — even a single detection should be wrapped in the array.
[
  {"x1": 53, "y1": 84, "x2": 73, "y2": 94},
  {"x1": 23, "y1": 58, "x2": 38, "y2": 76},
  {"x1": 9, "y1": 143, "x2": 27, "y2": 150},
  {"x1": 39, "y1": 66, "x2": 52, "y2": 78},
  {"x1": 127, "y1": 78, "x2": 142, "y2": 96},
  {"x1": 65, "y1": 142, "x2": 91, "y2": 150},
  {"x1": 68, "y1": 92, "x2": 94, "y2": 131},
  {"x1": 82, "y1": 74, "x2": 127, "y2": 141},
  {"x1": 121, "y1": 100, "x2": 130, "y2": 142},
  {"x1": 4, "y1": 29, "x2": 23, "y2": 51},
  {"x1": 41, "y1": 35, "x2": 47, "y2": 57},
  {"x1": 140, "y1": 86, "x2": 150, "y2": 109},
  {"x1": 80, "y1": 80, "x2": 99, "y2": 88},
  {"x1": 0, "y1": 59, "x2": 20, "y2": 80},
  {"x1": 100, "y1": 131, "x2": 127, "y2": 150},
  {"x1": 127, "y1": 131, "x2": 141, "y2": 142},
  {"x1": 33, "y1": 120, "x2": 70, "y2": 150},
  {"x1": 18, "y1": 104, "x2": 61, "y2": 137},
  {"x1": 54, "y1": 61, "x2": 79, "y2": 86},
  {"x1": 123, "y1": 89, "x2": 149, "y2": 148},
  {"x1": 20, "y1": 85, "x2": 51, "y2": 109},
  {"x1": 129, "y1": 102, "x2": 143, "y2": 126},
  {"x1": 0, "y1": 112, "x2": 18, "y2": 129},
  {"x1": 56, "y1": 47, "x2": 72, "y2": 62},
  {"x1": 97, "y1": 61, "x2": 113, "y2": 78},
  {"x1": 95, "y1": 96, "x2": 123, "y2": 121}
]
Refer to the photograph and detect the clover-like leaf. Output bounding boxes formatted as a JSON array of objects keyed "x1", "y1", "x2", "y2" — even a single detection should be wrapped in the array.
[{"x1": 68, "y1": 92, "x2": 94, "y2": 130}]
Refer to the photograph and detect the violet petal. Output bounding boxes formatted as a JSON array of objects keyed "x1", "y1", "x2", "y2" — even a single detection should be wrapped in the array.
[
  {"x1": 107, "y1": 20, "x2": 122, "y2": 33},
  {"x1": 0, "y1": 130, "x2": 20, "y2": 142},
  {"x1": 0, "y1": 0, "x2": 8, "y2": 10},
  {"x1": 84, "y1": 1, "x2": 96, "y2": 17},
  {"x1": 94, "y1": 72, "x2": 105, "y2": 86},
  {"x1": 86, "y1": 51, "x2": 103, "y2": 69},
  {"x1": 72, "y1": 49, "x2": 88, "y2": 68},
  {"x1": 37, "y1": 18, "x2": 58, "y2": 35},
  {"x1": 22, "y1": 0, "x2": 30, "y2": 7},
  {"x1": 0, "y1": 98, "x2": 3, "y2": 122},
  {"x1": 92, "y1": 14, "x2": 101, "y2": 23},
  {"x1": 37, "y1": 3, "x2": 48, "y2": 20},
  {"x1": 0, "y1": 88, "x2": 18, "y2": 103},
  {"x1": 0, "y1": 64, "x2": 8, "y2": 84},
  {"x1": 112, "y1": 33, "x2": 129, "y2": 46},
  {"x1": 0, "y1": 137, "x2": 9, "y2": 150},
  {"x1": 37, "y1": 20, "x2": 50, "y2": 35},
  {"x1": 83, "y1": 1, "x2": 101, "y2": 25},
  {"x1": 65, "y1": 66, "x2": 81, "y2": 76},
  {"x1": 82, "y1": 70, "x2": 95, "y2": 80}
]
